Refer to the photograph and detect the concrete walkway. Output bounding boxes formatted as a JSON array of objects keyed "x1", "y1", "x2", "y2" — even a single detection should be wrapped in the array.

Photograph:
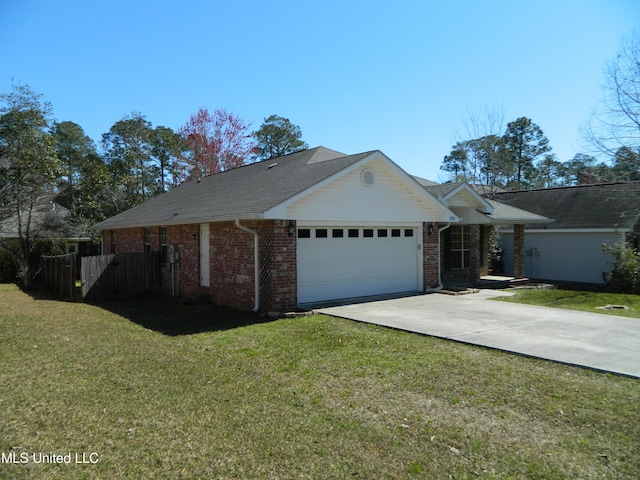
[{"x1": 316, "y1": 290, "x2": 640, "y2": 378}]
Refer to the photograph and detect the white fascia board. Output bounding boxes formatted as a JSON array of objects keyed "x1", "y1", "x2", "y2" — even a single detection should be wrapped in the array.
[
  {"x1": 264, "y1": 151, "x2": 460, "y2": 222},
  {"x1": 93, "y1": 214, "x2": 263, "y2": 231}
]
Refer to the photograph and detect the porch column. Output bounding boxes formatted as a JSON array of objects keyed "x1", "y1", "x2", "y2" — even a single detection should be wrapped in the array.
[
  {"x1": 469, "y1": 225, "x2": 481, "y2": 283},
  {"x1": 513, "y1": 224, "x2": 525, "y2": 279}
]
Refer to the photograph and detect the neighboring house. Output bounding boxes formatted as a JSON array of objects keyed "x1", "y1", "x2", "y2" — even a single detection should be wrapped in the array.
[
  {"x1": 0, "y1": 199, "x2": 93, "y2": 254},
  {"x1": 492, "y1": 182, "x2": 640, "y2": 285},
  {"x1": 93, "y1": 147, "x2": 550, "y2": 311}
]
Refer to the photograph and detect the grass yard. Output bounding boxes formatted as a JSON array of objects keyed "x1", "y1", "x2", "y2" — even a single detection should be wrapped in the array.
[
  {"x1": 1, "y1": 284, "x2": 638, "y2": 479},
  {"x1": 493, "y1": 288, "x2": 640, "y2": 319}
]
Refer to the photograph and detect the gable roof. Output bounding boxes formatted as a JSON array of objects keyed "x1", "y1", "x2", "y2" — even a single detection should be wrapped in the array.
[
  {"x1": 94, "y1": 147, "x2": 353, "y2": 229},
  {"x1": 93, "y1": 147, "x2": 456, "y2": 230},
  {"x1": 492, "y1": 182, "x2": 640, "y2": 230},
  {"x1": 417, "y1": 182, "x2": 551, "y2": 225},
  {"x1": 0, "y1": 198, "x2": 89, "y2": 240},
  {"x1": 422, "y1": 182, "x2": 493, "y2": 212},
  {"x1": 411, "y1": 175, "x2": 439, "y2": 187}
]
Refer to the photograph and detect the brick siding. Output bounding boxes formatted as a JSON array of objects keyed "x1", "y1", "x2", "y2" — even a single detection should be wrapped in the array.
[
  {"x1": 423, "y1": 222, "x2": 440, "y2": 288},
  {"x1": 513, "y1": 224, "x2": 525, "y2": 278},
  {"x1": 104, "y1": 219, "x2": 297, "y2": 312}
]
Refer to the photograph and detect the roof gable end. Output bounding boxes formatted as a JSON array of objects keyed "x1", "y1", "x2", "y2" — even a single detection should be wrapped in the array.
[{"x1": 265, "y1": 151, "x2": 459, "y2": 222}]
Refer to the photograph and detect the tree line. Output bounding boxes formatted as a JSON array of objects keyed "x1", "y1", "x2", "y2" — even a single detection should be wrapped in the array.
[
  {"x1": 0, "y1": 84, "x2": 308, "y2": 226},
  {"x1": 440, "y1": 116, "x2": 640, "y2": 191},
  {"x1": 441, "y1": 31, "x2": 640, "y2": 191},
  {"x1": 0, "y1": 83, "x2": 307, "y2": 284}
]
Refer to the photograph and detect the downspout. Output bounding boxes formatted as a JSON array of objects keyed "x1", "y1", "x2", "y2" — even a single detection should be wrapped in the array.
[
  {"x1": 425, "y1": 222, "x2": 451, "y2": 293},
  {"x1": 235, "y1": 219, "x2": 260, "y2": 313}
]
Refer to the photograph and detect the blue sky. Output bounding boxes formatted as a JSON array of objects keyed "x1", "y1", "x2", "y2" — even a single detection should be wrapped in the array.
[{"x1": 1, "y1": 0, "x2": 638, "y2": 182}]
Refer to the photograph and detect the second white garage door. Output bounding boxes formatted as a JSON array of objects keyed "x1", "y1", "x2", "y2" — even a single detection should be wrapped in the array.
[{"x1": 297, "y1": 226, "x2": 421, "y2": 304}]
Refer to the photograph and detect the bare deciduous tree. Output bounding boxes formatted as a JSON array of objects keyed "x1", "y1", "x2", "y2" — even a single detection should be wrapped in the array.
[{"x1": 582, "y1": 30, "x2": 640, "y2": 160}]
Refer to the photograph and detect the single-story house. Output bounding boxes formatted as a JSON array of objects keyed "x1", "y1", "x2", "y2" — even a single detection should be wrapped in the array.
[
  {"x1": 93, "y1": 147, "x2": 549, "y2": 311},
  {"x1": 492, "y1": 182, "x2": 640, "y2": 285},
  {"x1": 0, "y1": 199, "x2": 94, "y2": 255}
]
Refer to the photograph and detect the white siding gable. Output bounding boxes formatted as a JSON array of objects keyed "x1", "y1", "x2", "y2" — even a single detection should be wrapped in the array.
[
  {"x1": 450, "y1": 206, "x2": 492, "y2": 225},
  {"x1": 280, "y1": 157, "x2": 453, "y2": 223}
]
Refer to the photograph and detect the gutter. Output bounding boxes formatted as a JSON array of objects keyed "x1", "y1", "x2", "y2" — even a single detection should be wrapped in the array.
[
  {"x1": 425, "y1": 223, "x2": 450, "y2": 293},
  {"x1": 235, "y1": 219, "x2": 260, "y2": 313}
]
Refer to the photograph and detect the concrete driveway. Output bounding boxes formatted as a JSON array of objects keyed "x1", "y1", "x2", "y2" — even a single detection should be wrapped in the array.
[{"x1": 316, "y1": 290, "x2": 640, "y2": 378}]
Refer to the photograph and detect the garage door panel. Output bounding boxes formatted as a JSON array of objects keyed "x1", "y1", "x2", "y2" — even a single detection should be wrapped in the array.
[{"x1": 297, "y1": 226, "x2": 420, "y2": 304}]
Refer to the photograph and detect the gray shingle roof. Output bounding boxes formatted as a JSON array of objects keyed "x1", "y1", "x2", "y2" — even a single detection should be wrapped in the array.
[
  {"x1": 484, "y1": 199, "x2": 553, "y2": 224},
  {"x1": 0, "y1": 200, "x2": 90, "y2": 239},
  {"x1": 411, "y1": 175, "x2": 438, "y2": 187},
  {"x1": 93, "y1": 147, "x2": 373, "y2": 230},
  {"x1": 421, "y1": 182, "x2": 464, "y2": 198},
  {"x1": 420, "y1": 182, "x2": 552, "y2": 224},
  {"x1": 492, "y1": 182, "x2": 640, "y2": 230}
]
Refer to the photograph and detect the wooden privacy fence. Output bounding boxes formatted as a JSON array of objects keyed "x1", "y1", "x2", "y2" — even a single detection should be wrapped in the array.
[
  {"x1": 81, "y1": 252, "x2": 161, "y2": 302},
  {"x1": 41, "y1": 253, "x2": 77, "y2": 301}
]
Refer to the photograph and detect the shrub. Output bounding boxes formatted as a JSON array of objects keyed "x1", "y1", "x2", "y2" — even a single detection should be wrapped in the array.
[
  {"x1": 0, "y1": 238, "x2": 65, "y2": 287},
  {"x1": 489, "y1": 226, "x2": 505, "y2": 274},
  {"x1": 603, "y1": 241, "x2": 640, "y2": 294}
]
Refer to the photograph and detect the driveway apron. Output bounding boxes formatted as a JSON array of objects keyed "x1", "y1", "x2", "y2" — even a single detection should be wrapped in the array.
[{"x1": 316, "y1": 290, "x2": 640, "y2": 378}]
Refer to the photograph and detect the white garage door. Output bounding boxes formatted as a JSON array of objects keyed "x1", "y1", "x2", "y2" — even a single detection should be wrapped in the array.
[{"x1": 297, "y1": 226, "x2": 420, "y2": 304}]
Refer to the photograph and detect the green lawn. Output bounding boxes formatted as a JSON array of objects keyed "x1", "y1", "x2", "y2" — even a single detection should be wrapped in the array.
[
  {"x1": 1, "y1": 284, "x2": 638, "y2": 479},
  {"x1": 493, "y1": 288, "x2": 640, "y2": 319}
]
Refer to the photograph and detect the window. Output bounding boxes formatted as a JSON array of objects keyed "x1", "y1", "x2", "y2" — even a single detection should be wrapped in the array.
[
  {"x1": 404, "y1": 229, "x2": 414, "y2": 237},
  {"x1": 110, "y1": 230, "x2": 116, "y2": 254},
  {"x1": 363, "y1": 229, "x2": 374, "y2": 238},
  {"x1": 348, "y1": 229, "x2": 359, "y2": 238},
  {"x1": 448, "y1": 225, "x2": 470, "y2": 269},
  {"x1": 316, "y1": 229, "x2": 328, "y2": 238},
  {"x1": 144, "y1": 227, "x2": 151, "y2": 252},
  {"x1": 377, "y1": 229, "x2": 388, "y2": 237},
  {"x1": 332, "y1": 229, "x2": 344, "y2": 238},
  {"x1": 298, "y1": 229, "x2": 311, "y2": 238},
  {"x1": 391, "y1": 229, "x2": 401, "y2": 237},
  {"x1": 160, "y1": 227, "x2": 168, "y2": 263}
]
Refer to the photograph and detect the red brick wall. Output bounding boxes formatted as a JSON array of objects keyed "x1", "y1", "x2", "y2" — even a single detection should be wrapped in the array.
[
  {"x1": 513, "y1": 224, "x2": 525, "y2": 278},
  {"x1": 423, "y1": 222, "x2": 440, "y2": 288},
  {"x1": 267, "y1": 220, "x2": 297, "y2": 312},
  {"x1": 206, "y1": 220, "x2": 297, "y2": 312},
  {"x1": 209, "y1": 221, "x2": 257, "y2": 311},
  {"x1": 105, "y1": 226, "x2": 163, "y2": 255},
  {"x1": 105, "y1": 220, "x2": 297, "y2": 312},
  {"x1": 165, "y1": 224, "x2": 201, "y2": 299},
  {"x1": 110, "y1": 227, "x2": 144, "y2": 254}
]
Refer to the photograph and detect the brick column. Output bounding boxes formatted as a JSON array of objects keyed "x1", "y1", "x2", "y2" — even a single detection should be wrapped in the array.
[
  {"x1": 268, "y1": 220, "x2": 297, "y2": 312},
  {"x1": 423, "y1": 222, "x2": 440, "y2": 288},
  {"x1": 513, "y1": 224, "x2": 525, "y2": 279}
]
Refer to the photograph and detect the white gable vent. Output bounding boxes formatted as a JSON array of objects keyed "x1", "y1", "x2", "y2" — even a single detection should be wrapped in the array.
[{"x1": 361, "y1": 168, "x2": 375, "y2": 187}]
